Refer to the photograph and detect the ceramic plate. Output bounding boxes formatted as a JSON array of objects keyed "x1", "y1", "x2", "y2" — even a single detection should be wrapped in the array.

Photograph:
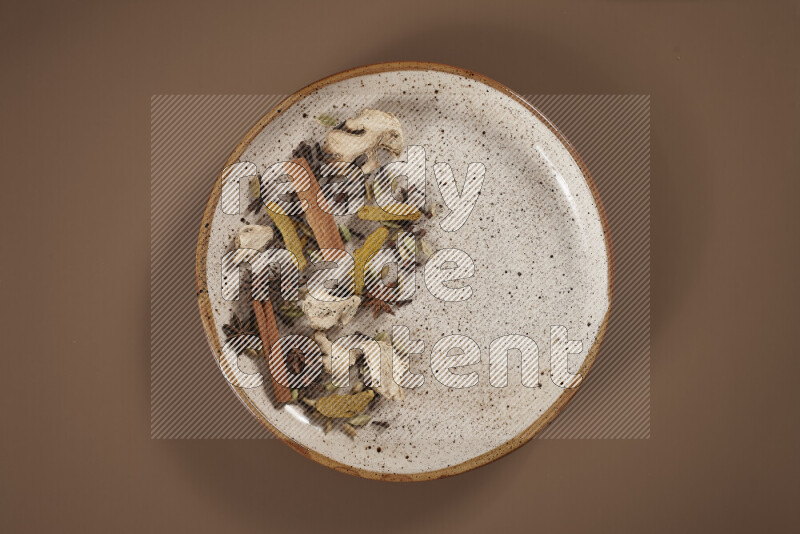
[{"x1": 196, "y1": 63, "x2": 611, "y2": 481}]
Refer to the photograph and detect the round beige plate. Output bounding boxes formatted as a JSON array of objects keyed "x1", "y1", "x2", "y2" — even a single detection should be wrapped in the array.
[{"x1": 196, "y1": 62, "x2": 612, "y2": 481}]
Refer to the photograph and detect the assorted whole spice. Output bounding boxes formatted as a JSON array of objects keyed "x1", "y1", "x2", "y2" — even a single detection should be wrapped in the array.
[{"x1": 222, "y1": 109, "x2": 436, "y2": 439}]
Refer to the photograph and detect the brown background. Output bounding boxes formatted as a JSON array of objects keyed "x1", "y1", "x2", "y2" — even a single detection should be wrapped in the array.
[{"x1": 1, "y1": 0, "x2": 798, "y2": 532}]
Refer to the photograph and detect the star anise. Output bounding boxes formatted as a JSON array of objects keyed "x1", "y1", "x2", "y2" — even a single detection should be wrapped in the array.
[
  {"x1": 222, "y1": 312, "x2": 258, "y2": 340},
  {"x1": 361, "y1": 292, "x2": 396, "y2": 319}
]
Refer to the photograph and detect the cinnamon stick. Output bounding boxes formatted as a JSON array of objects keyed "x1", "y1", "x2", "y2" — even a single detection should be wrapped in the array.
[
  {"x1": 288, "y1": 158, "x2": 345, "y2": 256},
  {"x1": 252, "y1": 158, "x2": 344, "y2": 403},
  {"x1": 252, "y1": 300, "x2": 292, "y2": 402}
]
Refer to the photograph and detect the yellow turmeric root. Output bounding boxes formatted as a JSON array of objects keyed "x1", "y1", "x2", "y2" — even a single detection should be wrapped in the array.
[
  {"x1": 352, "y1": 226, "x2": 390, "y2": 294},
  {"x1": 357, "y1": 204, "x2": 421, "y2": 222},
  {"x1": 263, "y1": 201, "x2": 307, "y2": 270}
]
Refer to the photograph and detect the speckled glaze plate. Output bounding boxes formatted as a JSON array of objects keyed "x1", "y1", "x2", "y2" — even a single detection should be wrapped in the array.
[{"x1": 196, "y1": 63, "x2": 611, "y2": 481}]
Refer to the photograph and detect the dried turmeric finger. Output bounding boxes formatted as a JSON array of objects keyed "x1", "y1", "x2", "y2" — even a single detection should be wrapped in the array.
[
  {"x1": 352, "y1": 226, "x2": 389, "y2": 294},
  {"x1": 315, "y1": 390, "x2": 375, "y2": 418},
  {"x1": 357, "y1": 204, "x2": 421, "y2": 221},
  {"x1": 263, "y1": 201, "x2": 307, "y2": 270}
]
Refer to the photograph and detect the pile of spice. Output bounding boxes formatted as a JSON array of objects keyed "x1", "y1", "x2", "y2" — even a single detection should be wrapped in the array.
[{"x1": 224, "y1": 109, "x2": 437, "y2": 438}]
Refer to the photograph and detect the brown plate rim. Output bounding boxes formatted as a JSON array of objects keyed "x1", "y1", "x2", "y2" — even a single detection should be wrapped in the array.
[{"x1": 194, "y1": 61, "x2": 615, "y2": 482}]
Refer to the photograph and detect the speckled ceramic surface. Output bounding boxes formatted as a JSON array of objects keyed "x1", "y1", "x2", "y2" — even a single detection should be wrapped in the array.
[{"x1": 196, "y1": 63, "x2": 611, "y2": 480}]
